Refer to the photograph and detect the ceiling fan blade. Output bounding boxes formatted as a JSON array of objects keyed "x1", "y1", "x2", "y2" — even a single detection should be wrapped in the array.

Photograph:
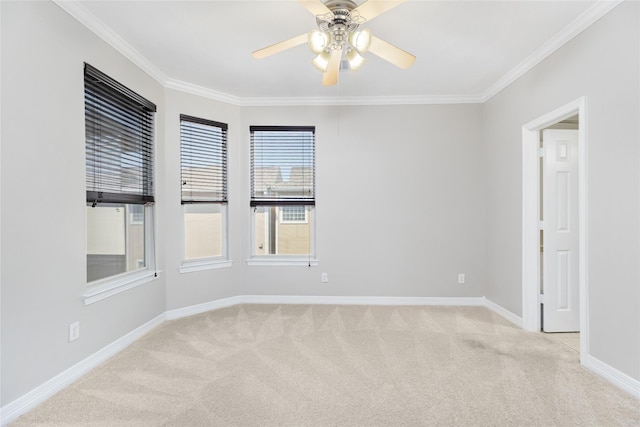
[
  {"x1": 322, "y1": 49, "x2": 342, "y2": 86},
  {"x1": 368, "y1": 35, "x2": 415, "y2": 69},
  {"x1": 297, "y1": 0, "x2": 331, "y2": 16},
  {"x1": 354, "y1": 0, "x2": 405, "y2": 22},
  {"x1": 252, "y1": 34, "x2": 308, "y2": 59}
]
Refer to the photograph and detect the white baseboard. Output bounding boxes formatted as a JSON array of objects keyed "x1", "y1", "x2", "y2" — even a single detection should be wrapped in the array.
[
  {"x1": 238, "y1": 295, "x2": 486, "y2": 307},
  {"x1": 0, "y1": 313, "x2": 165, "y2": 426},
  {"x1": 164, "y1": 295, "x2": 487, "y2": 321},
  {"x1": 583, "y1": 354, "x2": 640, "y2": 399},
  {"x1": 483, "y1": 297, "x2": 524, "y2": 328},
  {"x1": 165, "y1": 295, "x2": 243, "y2": 320}
]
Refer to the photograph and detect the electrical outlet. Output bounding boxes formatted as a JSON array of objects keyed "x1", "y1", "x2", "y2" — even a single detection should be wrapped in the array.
[
  {"x1": 69, "y1": 321, "x2": 80, "y2": 342},
  {"x1": 458, "y1": 274, "x2": 466, "y2": 284},
  {"x1": 321, "y1": 273, "x2": 328, "y2": 283}
]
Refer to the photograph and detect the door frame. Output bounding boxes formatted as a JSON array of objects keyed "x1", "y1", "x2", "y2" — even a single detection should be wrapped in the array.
[{"x1": 521, "y1": 96, "x2": 588, "y2": 359}]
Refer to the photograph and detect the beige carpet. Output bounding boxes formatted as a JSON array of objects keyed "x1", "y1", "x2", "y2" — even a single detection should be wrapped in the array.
[{"x1": 11, "y1": 305, "x2": 640, "y2": 426}]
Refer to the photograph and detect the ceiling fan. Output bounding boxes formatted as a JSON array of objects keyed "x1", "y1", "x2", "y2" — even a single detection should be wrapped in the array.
[{"x1": 252, "y1": 0, "x2": 416, "y2": 86}]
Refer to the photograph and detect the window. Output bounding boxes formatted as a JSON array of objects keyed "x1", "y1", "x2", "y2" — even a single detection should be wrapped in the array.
[
  {"x1": 86, "y1": 204, "x2": 146, "y2": 282},
  {"x1": 130, "y1": 204, "x2": 144, "y2": 224},
  {"x1": 180, "y1": 115, "x2": 229, "y2": 271},
  {"x1": 280, "y1": 206, "x2": 308, "y2": 223},
  {"x1": 84, "y1": 63, "x2": 156, "y2": 288},
  {"x1": 250, "y1": 126, "x2": 316, "y2": 264}
]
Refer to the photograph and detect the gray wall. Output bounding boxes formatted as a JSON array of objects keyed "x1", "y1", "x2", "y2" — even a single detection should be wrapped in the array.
[
  {"x1": 1, "y1": 1, "x2": 167, "y2": 404},
  {"x1": 162, "y1": 89, "x2": 243, "y2": 310},
  {"x1": 483, "y1": 1, "x2": 639, "y2": 380},
  {"x1": 163, "y1": 101, "x2": 485, "y2": 305},
  {"x1": 239, "y1": 104, "x2": 485, "y2": 297}
]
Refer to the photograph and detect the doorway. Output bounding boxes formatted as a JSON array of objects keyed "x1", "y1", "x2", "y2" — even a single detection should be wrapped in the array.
[{"x1": 521, "y1": 97, "x2": 588, "y2": 361}]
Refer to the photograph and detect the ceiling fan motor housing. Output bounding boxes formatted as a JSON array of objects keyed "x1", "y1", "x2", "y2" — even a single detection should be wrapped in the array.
[
  {"x1": 324, "y1": 0, "x2": 359, "y2": 13},
  {"x1": 317, "y1": 0, "x2": 364, "y2": 52}
]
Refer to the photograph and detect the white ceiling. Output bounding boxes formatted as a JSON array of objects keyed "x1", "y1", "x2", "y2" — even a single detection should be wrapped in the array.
[{"x1": 60, "y1": 0, "x2": 610, "y2": 104}]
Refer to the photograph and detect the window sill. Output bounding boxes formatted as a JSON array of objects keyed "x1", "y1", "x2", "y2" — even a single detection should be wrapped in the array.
[
  {"x1": 84, "y1": 269, "x2": 160, "y2": 305},
  {"x1": 246, "y1": 257, "x2": 319, "y2": 267},
  {"x1": 180, "y1": 258, "x2": 233, "y2": 273}
]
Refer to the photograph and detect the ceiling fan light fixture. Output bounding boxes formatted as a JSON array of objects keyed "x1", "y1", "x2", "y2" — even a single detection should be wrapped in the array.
[
  {"x1": 311, "y1": 50, "x2": 332, "y2": 72},
  {"x1": 308, "y1": 30, "x2": 330, "y2": 54},
  {"x1": 252, "y1": 0, "x2": 414, "y2": 86},
  {"x1": 346, "y1": 49, "x2": 366, "y2": 71},
  {"x1": 348, "y1": 28, "x2": 371, "y2": 54}
]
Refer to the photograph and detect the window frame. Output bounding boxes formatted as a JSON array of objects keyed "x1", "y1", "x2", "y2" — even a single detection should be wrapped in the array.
[
  {"x1": 248, "y1": 126, "x2": 318, "y2": 266},
  {"x1": 179, "y1": 114, "x2": 231, "y2": 272},
  {"x1": 83, "y1": 63, "x2": 158, "y2": 304}
]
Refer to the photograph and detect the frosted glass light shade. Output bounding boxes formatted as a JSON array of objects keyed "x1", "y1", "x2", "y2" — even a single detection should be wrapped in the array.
[
  {"x1": 349, "y1": 29, "x2": 372, "y2": 54},
  {"x1": 308, "y1": 30, "x2": 330, "y2": 54},
  {"x1": 346, "y1": 50, "x2": 366, "y2": 71},
  {"x1": 312, "y1": 50, "x2": 332, "y2": 72}
]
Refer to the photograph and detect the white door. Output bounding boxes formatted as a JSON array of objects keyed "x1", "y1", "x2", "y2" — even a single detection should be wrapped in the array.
[{"x1": 542, "y1": 129, "x2": 579, "y2": 332}]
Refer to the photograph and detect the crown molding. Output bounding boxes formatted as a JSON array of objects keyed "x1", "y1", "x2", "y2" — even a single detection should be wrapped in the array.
[
  {"x1": 480, "y1": 0, "x2": 623, "y2": 102},
  {"x1": 164, "y1": 78, "x2": 245, "y2": 106},
  {"x1": 52, "y1": 0, "x2": 169, "y2": 85},
  {"x1": 239, "y1": 93, "x2": 484, "y2": 107},
  {"x1": 165, "y1": 77, "x2": 484, "y2": 106},
  {"x1": 54, "y1": 0, "x2": 622, "y2": 107}
]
